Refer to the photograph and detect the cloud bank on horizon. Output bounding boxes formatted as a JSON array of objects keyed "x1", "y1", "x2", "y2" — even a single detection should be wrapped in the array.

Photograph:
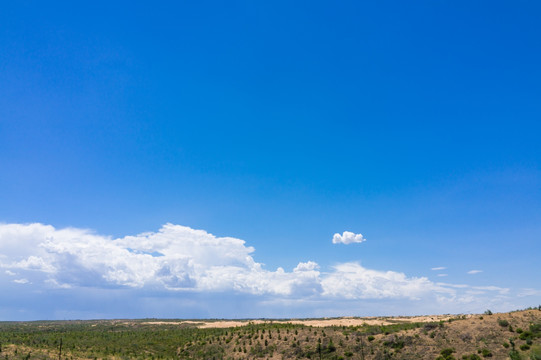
[{"x1": 0, "y1": 222, "x2": 536, "y2": 320}]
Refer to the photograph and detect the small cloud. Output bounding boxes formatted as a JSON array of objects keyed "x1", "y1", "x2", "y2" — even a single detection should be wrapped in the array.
[
  {"x1": 5, "y1": 270, "x2": 16, "y2": 276},
  {"x1": 294, "y1": 261, "x2": 319, "y2": 272},
  {"x1": 437, "y1": 274, "x2": 448, "y2": 277},
  {"x1": 431, "y1": 267, "x2": 446, "y2": 271},
  {"x1": 45, "y1": 279, "x2": 72, "y2": 289},
  {"x1": 465, "y1": 290, "x2": 486, "y2": 295},
  {"x1": 13, "y1": 278, "x2": 29, "y2": 284},
  {"x1": 473, "y1": 285, "x2": 509, "y2": 295},
  {"x1": 436, "y1": 282, "x2": 468, "y2": 288},
  {"x1": 467, "y1": 270, "x2": 483, "y2": 275},
  {"x1": 332, "y1": 231, "x2": 366, "y2": 245},
  {"x1": 518, "y1": 288, "x2": 541, "y2": 297}
]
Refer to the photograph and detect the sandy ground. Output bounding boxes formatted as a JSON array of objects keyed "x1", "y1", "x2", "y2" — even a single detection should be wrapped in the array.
[{"x1": 142, "y1": 314, "x2": 465, "y2": 328}]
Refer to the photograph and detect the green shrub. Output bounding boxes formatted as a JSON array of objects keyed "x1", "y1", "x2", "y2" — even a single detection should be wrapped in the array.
[
  {"x1": 440, "y1": 348, "x2": 455, "y2": 357},
  {"x1": 424, "y1": 323, "x2": 439, "y2": 331},
  {"x1": 326, "y1": 339, "x2": 336, "y2": 353},
  {"x1": 530, "y1": 345, "x2": 541, "y2": 360},
  {"x1": 530, "y1": 323, "x2": 541, "y2": 337},
  {"x1": 481, "y1": 348, "x2": 492, "y2": 357},
  {"x1": 436, "y1": 356, "x2": 455, "y2": 360},
  {"x1": 462, "y1": 355, "x2": 481, "y2": 360},
  {"x1": 498, "y1": 319, "x2": 509, "y2": 327},
  {"x1": 520, "y1": 344, "x2": 530, "y2": 351},
  {"x1": 383, "y1": 337, "x2": 404, "y2": 349},
  {"x1": 367, "y1": 335, "x2": 375, "y2": 342}
]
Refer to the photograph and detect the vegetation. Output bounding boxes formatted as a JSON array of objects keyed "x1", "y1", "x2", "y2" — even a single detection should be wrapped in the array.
[
  {"x1": 461, "y1": 354, "x2": 481, "y2": 360},
  {"x1": 436, "y1": 348, "x2": 455, "y2": 360},
  {"x1": 479, "y1": 348, "x2": 492, "y2": 357},
  {"x1": 0, "y1": 309, "x2": 538, "y2": 359}
]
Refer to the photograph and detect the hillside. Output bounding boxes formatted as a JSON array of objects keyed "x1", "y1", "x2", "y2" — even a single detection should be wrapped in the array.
[{"x1": 0, "y1": 308, "x2": 540, "y2": 359}]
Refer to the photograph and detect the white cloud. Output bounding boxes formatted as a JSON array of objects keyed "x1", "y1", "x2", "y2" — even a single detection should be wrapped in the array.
[
  {"x1": 11, "y1": 255, "x2": 56, "y2": 273},
  {"x1": 437, "y1": 274, "x2": 448, "y2": 277},
  {"x1": 0, "y1": 224, "x2": 432, "y2": 301},
  {"x1": 431, "y1": 267, "x2": 446, "y2": 271},
  {"x1": 435, "y1": 282, "x2": 509, "y2": 297},
  {"x1": 294, "y1": 261, "x2": 319, "y2": 272},
  {"x1": 518, "y1": 288, "x2": 541, "y2": 297},
  {"x1": 473, "y1": 285, "x2": 509, "y2": 295},
  {"x1": 332, "y1": 231, "x2": 366, "y2": 245},
  {"x1": 436, "y1": 283, "x2": 469, "y2": 289},
  {"x1": 0, "y1": 223, "x2": 322, "y2": 297},
  {"x1": 321, "y1": 262, "x2": 452, "y2": 300},
  {"x1": 467, "y1": 270, "x2": 483, "y2": 274},
  {"x1": 0, "y1": 223, "x2": 535, "y2": 318}
]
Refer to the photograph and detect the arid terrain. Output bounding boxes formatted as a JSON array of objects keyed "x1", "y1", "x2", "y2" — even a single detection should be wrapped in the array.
[
  {"x1": 0, "y1": 308, "x2": 539, "y2": 359},
  {"x1": 141, "y1": 313, "x2": 457, "y2": 329}
]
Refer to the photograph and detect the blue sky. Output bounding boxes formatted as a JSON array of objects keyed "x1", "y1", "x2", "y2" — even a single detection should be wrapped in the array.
[{"x1": 1, "y1": 1, "x2": 540, "y2": 320}]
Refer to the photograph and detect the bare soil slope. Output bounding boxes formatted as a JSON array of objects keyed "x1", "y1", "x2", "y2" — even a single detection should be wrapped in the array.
[{"x1": 0, "y1": 308, "x2": 539, "y2": 359}]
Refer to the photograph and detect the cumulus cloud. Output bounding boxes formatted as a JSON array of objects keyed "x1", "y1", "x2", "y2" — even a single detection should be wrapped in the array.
[
  {"x1": 332, "y1": 231, "x2": 366, "y2": 245},
  {"x1": 431, "y1": 267, "x2": 446, "y2": 271},
  {"x1": 0, "y1": 223, "x2": 441, "y2": 301},
  {"x1": 467, "y1": 270, "x2": 483, "y2": 274},
  {"x1": 0, "y1": 223, "x2": 532, "y2": 319},
  {"x1": 0, "y1": 223, "x2": 323, "y2": 297},
  {"x1": 321, "y1": 262, "x2": 452, "y2": 300},
  {"x1": 294, "y1": 261, "x2": 319, "y2": 272}
]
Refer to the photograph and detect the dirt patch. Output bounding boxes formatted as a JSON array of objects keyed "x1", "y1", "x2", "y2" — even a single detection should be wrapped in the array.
[{"x1": 141, "y1": 314, "x2": 465, "y2": 328}]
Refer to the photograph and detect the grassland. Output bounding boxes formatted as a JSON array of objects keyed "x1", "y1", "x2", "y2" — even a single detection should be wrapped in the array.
[{"x1": 0, "y1": 308, "x2": 540, "y2": 359}]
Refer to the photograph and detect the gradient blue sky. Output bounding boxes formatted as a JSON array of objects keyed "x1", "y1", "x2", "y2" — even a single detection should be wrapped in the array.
[{"x1": 1, "y1": 1, "x2": 540, "y2": 320}]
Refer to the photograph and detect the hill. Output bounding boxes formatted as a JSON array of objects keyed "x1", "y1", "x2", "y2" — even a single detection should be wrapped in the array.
[{"x1": 0, "y1": 308, "x2": 540, "y2": 359}]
